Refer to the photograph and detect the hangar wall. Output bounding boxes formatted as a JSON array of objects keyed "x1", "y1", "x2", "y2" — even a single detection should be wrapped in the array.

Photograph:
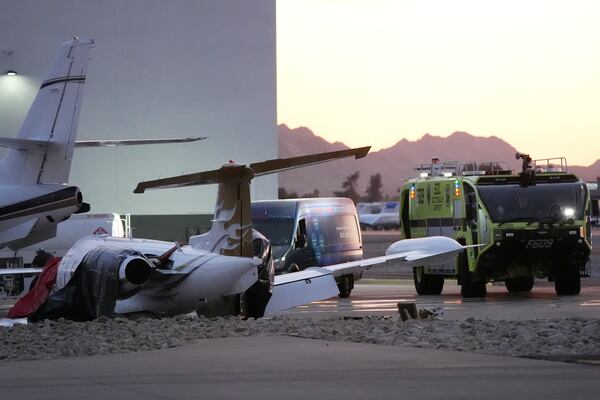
[{"x1": 0, "y1": 0, "x2": 277, "y2": 222}]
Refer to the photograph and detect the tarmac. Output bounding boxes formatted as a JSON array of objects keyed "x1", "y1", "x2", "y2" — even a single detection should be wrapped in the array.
[
  {"x1": 1, "y1": 229, "x2": 598, "y2": 398},
  {"x1": 1, "y1": 336, "x2": 599, "y2": 400}
]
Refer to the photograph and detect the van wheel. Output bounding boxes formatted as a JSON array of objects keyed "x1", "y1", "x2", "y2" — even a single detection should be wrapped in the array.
[
  {"x1": 505, "y1": 276, "x2": 534, "y2": 293},
  {"x1": 459, "y1": 252, "x2": 486, "y2": 298},
  {"x1": 413, "y1": 267, "x2": 444, "y2": 295},
  {"x1": 338, "y1": 274, "x2": 353, "y2": 298},
  {"x1": 554, "y1": 265, "x2": 581, "y2": 295}
]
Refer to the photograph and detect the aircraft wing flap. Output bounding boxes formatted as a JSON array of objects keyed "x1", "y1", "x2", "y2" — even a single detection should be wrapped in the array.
[{"x1": 265, "y1": 267, "x2": 338, "y2": 314}]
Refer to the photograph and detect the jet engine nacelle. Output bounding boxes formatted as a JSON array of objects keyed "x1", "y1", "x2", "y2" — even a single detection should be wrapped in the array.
[
  {"x1": 43, "y1": 186, "x2": 87, "y2": 221},
  {"x1": 118, "y1": 255, "x2": 152, "y2": 295},
  {"x1": 1, "y1": 184, "x2": 90, "y2": 250}
]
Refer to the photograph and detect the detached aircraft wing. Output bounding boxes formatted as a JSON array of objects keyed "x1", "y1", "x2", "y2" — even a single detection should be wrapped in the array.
[
  {"x1": 264, "y1": 236, "x2": 466, "y2": 314},
  {"x1": 75, "y1": 137, "x2": 207, "y2": 147}
]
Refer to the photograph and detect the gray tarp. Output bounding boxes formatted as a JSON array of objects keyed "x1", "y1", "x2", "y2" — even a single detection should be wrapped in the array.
[{"x1": 29, "y1": 247, "x2": 138, "y2": 322}]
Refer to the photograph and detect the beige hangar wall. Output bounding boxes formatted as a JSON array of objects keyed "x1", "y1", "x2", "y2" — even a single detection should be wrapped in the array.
[{"x1": 0, "y1": 0, "x2": 277, "y2": 217}]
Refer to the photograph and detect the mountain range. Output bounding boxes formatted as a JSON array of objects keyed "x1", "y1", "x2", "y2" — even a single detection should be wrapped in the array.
[{"x1": 278, "y1": 124, "x2": 600, "y2": 198}]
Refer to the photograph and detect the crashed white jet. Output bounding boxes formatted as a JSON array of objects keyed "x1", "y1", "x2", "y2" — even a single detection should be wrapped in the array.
[
  {"x1": 0, "y1": 38, "x2": 205, "y2": 251},
  {"x1": 6, "y1": 147, "x2": 467, "y2": 320}
]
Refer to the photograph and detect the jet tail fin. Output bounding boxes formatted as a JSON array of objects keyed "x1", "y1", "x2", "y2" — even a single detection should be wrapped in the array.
[
  {"x1": 0, "y1": 38, "x2": 94, "y2": 185},
  {"x1": 134, "y1": 147, "x2": 371, "y2": 257}
]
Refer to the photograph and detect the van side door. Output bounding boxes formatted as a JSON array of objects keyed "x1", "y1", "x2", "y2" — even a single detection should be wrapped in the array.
[{"x1": 286, "y1": 218, "x2": 316, "y2": 270}]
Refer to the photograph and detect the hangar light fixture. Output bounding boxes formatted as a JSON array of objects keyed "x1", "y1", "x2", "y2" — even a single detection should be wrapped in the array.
[{"x1": 4, "y1": 70, "x2": 17, "y2": 76}]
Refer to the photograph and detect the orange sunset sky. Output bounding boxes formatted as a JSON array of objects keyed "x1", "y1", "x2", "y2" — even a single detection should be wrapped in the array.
[{"x1": 276, "y1": 0, "x2": 600, "y2": 166}]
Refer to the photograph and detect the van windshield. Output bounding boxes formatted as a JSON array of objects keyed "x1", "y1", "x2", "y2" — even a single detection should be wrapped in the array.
[
  {"x1": 477, "y1": 182, "x2": 586, "y2": 223},
  {"x1": 252, "y1": 218, "x2": 295, "y2": 246},
  {"x1": 308, "y1": 214, "x2": 360, "y2": 247}
]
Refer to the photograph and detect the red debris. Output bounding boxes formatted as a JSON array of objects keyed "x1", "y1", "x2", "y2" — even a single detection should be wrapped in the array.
[{"x1": 7, "y1": 257, "x2": 61, "y2": 319}]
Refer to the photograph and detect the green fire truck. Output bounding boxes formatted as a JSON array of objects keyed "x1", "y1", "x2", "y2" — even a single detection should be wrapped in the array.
[{"x1": 399, "y1": 156, "x2": 592, "y2": 298}]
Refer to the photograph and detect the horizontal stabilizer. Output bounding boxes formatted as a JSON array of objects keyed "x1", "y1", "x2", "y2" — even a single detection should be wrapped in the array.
[
  {"x1": 134, "y1": 165, "x2": 248, "y2": 193},
  {"x1": 265, "y1": 267, "x2": 339, "y2": 314},
  {"x1": 0, "y1": 137, "x2": 48, "y2": 151},
  {"x1": 133, "y1": 146, "x2": 370, "y2": 193},
  {"x1": 250, "y1": 146, "x2": 370, "y2": 176},
  {"x1": 0, "y1": 268, "x2": 42, "y2": 276},
  {"x1": 0, "y1": 136, "x2": 205, "y2": 151},
  {"x1": 75, "y1": 137, "x2": 207, "y2": 147}
]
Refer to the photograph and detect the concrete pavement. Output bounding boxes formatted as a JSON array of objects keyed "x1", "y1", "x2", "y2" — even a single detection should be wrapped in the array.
[
  {"x1": 282, "y1": 280, "x2": 600, "y2": 320},
  {"x1": 1, "y1": 336, "x2": 599, "y2": 400}
]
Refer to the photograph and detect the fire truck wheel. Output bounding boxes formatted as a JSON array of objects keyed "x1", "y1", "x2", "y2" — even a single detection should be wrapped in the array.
[
  {"x1": 505, "y1": 276, "x2": 534, "y2": 293},
  {"x1": 459, "y1": 252, "x2": 486, "y2": 298},
  {"x1": 554, "y1": 265, "x2": 581, "y2": 296}
]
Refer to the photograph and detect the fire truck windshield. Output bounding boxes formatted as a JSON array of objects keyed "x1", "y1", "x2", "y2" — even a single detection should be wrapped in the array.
[{"x1": 477, "y1": 182, "x2": 586, "y2": 223}]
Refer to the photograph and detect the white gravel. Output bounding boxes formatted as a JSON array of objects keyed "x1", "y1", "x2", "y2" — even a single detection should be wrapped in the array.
[{"x1": 1, "y1": 315, "x2": 599, "y2": 361}]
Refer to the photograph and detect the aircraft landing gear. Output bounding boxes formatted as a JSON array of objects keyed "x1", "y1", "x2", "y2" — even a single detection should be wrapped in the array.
[
  {"x1": 240, "y1": 280, "x2": 272, "y2": 318},
  {"x1": 337, "y1": 274, "x2": 353, "y2": 298}
]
